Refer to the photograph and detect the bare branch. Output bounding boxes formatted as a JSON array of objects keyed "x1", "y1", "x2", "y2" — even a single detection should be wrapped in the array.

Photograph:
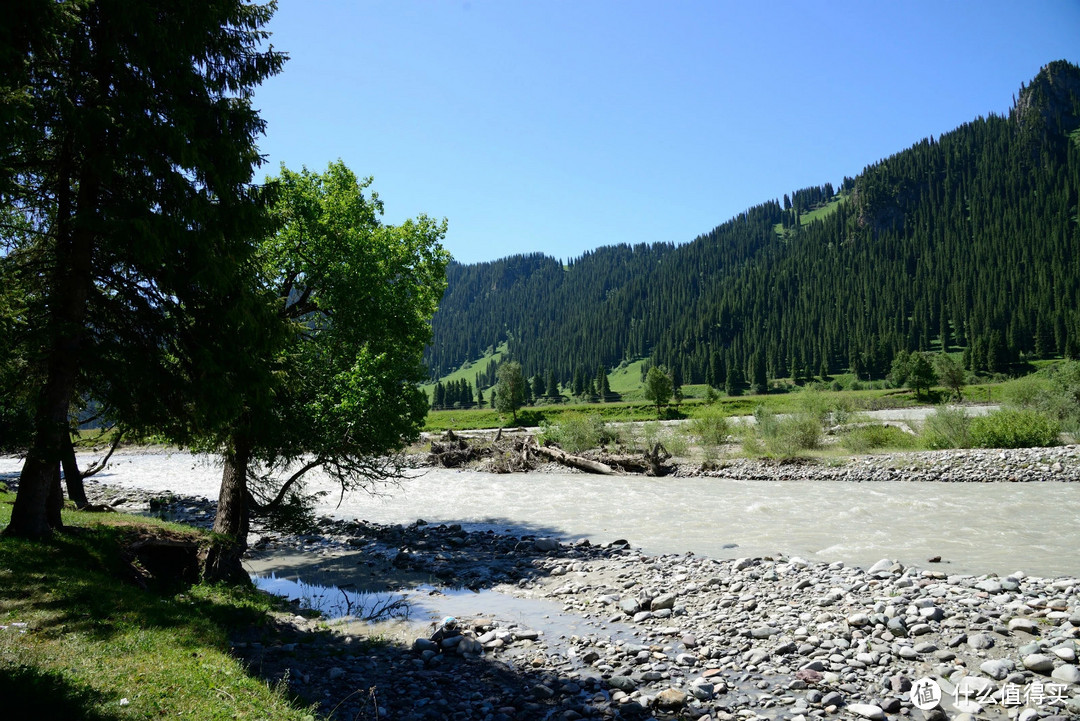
[{"x1": 82, "y1": 429, "x2": 125, "y2": 478}]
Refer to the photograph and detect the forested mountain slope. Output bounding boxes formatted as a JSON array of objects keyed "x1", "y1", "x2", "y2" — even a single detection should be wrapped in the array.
[{"x1": 425, "y1": 61, "x2": 1080, "y2": 389}]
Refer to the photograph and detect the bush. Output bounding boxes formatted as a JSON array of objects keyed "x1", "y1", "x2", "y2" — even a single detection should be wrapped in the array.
[
  {"x1": 969, "y1": 409, "x2": 1061, "y2": 449},
  {"x1": 920, "y1": 406, "x2": 971, "y2": 449},
  {"x1": 662, "y1": 429, "x2": 690, "y2": 457},
  {"x1": 540, "y1": 412, "x2": 610, "y2": 454},
  {"x1": 752, "y1": 406, "x2": 779, "y2": 438},
  {"x1": 688, "y1": 407, "x2": 731, "y2": 447},
  {"x1": 744, "y1": 404, "x2": 820, "y2": 457},
  {"x1": 689, "y1": 406, "x2": 730, "y2": 464},
  {"x1": 767, "y1": 416, "x2": 820, "y2": 456},
  {"x1": 1004, "y1": 374, "x2": 1053, "y2": 409},
  {"x1": 842, "y1": 424, "x2": 917, "y2": 453}
]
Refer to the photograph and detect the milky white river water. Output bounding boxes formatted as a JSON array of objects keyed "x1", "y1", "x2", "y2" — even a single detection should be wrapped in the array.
[{"x1": 3, "y1": 450, "x2": 1078, "y2": 578}]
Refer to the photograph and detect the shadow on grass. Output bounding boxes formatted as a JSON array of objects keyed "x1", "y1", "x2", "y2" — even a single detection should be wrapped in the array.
[
  {"x1": 0, "y1": 665, "x2": 114, "y2": 721},
  {"x1": 0, "y1": 524, "x2": 267, "y2": 645}
]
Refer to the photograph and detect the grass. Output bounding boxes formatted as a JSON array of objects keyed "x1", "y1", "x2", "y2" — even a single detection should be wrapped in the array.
[
  {"x1": 424, "y1": 383, "x2": 927, "y2": 432},
  {"x1": 0, "y1": 492, "x2": 320, "y2": 721},
  {"x1": 773, "y1": 195, "x2": 846, "y2": 238},
  {"x1": 419, "y1": 341, "x2": 509, "y2": 402}
]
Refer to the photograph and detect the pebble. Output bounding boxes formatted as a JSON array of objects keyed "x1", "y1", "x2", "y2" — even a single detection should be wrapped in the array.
[{"x1": 69, "y1": 450, "x2": 1080, "y2": 721}]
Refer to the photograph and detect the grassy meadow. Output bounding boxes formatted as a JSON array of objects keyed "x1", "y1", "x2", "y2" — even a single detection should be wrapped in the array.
[{"x1": 0, "y1": 491, "x2": 320, "y2": 721}]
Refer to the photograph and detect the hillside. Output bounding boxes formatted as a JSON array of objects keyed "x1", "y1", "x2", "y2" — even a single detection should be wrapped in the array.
[{"x1": 425, "y1": 61, "x2": 1080, "y2": 392}]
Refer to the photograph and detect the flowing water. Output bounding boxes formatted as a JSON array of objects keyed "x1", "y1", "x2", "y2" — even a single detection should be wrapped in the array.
[{"x1": 3, "y1": 450, "x2": 1078, "y2": 578}]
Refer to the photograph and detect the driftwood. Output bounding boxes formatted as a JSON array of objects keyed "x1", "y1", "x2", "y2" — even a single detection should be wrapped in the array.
[
  {"x1": 427, "y1": 431, "x2": 673, "y2": 476},
  {"x1": 533, "y1": 443, "x2": 615, "y2": 475},
  {"x1": 428, "y1": 436, "x2": 487, "y2": 468}
]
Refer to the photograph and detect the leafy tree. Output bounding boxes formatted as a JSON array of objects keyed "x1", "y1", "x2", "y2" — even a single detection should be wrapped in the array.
[
  {"x1": 202, "y1": 162, "x2": 448, "y2": 581},
  {"x1": 643, "y1": 366, "x2": 673, "y2": 418},
  {"x1": 889, "y1": 350, "x2": 913, "y2": 387},
  {"x1": 933, "y1": 354, "x2": 967, "y2": 401},
  {"x1": 2, "y1": 0, "x2": 284, "y2": 539},
  {"x1": 907, "y1": 352, "x2": 937, "y2": 399},
  {"x1": 495, "y1": 361, "x2": 527, "y2": 422}
]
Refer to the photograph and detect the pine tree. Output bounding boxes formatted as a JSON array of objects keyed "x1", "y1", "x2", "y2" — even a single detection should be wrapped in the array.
[
  {"x1": 546, "y1": 369, "x2": 559, "y2": 399},
  {"x1": 4, "y1": 0, "x2": 286, "y2": 539}
]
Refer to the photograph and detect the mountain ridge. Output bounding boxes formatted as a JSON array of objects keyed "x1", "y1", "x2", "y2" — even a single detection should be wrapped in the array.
[{"x1": 425, "y1": 61, "x2": 1080, "y2": 391}]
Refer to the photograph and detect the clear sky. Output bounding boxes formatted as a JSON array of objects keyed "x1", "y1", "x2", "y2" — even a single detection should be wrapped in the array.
[{"x1": 252, "y1": 0, "x2": 1080, "y2": 265}]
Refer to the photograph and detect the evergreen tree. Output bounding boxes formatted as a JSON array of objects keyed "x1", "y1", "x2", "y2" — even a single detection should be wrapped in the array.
[
  {"x1": 546, "y1": 369, "x2": 559, "y2": 399},
  {"x1": 3, "y1": 0, "x2": 286, "y2": 539},
  {"x1": 596, "y1": 364, "x2": 610, "y2": 401},
  {"x1": 751, "y1": 352, "x2": 768, "y2": 395},
  {"x1": 725, "y1": 365, "x2": 743, "y2": 397}
]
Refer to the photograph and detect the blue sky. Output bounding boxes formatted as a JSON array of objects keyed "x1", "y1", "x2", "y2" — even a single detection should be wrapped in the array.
[{"x1": 252, "y1": 1, "x2": 1080, "y2": 265}]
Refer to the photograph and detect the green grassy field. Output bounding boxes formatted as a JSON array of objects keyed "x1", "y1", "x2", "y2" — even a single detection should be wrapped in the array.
[
  {"x1": 424, "y1": 383, "x2": 926, "y2": 432},
  {"x1": 0, "y1": 492, "x2": 320, "y2": 721},
  {"x1": 773, "y1": 195, "x2": 846, "y2": 238},
  {"x1": 420, "y1": 342, "x2": 509, "y2": 403}
]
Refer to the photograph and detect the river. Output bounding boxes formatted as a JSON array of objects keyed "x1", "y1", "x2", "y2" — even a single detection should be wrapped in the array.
[{"x1": 2, "y1": 449, "x2": 1077, "y2": 578}]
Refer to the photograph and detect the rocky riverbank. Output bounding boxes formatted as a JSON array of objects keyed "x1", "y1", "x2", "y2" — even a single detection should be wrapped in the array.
[
  {"x1": 417, "y1": 433, "x2": 1080, "y2": 484},
  {"x1": 77, "y1": 473, "x2": 1080, "y2": 721},
  {"x1": 690, "y1": 446, "x2": 1080, "y2": 484}
]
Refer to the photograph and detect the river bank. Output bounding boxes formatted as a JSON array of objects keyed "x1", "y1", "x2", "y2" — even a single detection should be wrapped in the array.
[{"x1": 49, "y1": 459, "x2": 1080, "y2": 721}]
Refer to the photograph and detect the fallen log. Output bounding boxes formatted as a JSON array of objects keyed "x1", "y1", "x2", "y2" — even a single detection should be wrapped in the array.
[
  {"x1": 533, "y1": 444, "x2": 615, "y2": 475},
  {"x1": 594, "y1": 453, "x2": 650, "y2": 473}
]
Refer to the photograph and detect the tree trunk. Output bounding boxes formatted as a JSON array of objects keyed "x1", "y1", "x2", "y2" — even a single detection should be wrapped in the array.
[
  {"x1": 201, "y1": 436, "x2": 253, "y2": 584},
  {"x1": 5, "y1": 139, "x2": 95, "y2": 539},
  {"x1": 644, "y1": 442, "x2": 671, "y2": 477},
  {"x1": 61, "y1": 432, "x2": 89, "y2": 509},
  {"x1": 533, "y1": 444, "x2": 615, "y2": 475}
]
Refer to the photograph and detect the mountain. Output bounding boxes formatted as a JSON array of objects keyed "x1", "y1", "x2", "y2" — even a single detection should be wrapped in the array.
[{"x1": 424, "y1": 61, "x2": 1080, "y2": 389}]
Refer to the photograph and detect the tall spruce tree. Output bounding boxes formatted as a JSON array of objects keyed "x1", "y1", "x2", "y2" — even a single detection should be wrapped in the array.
[{"x1": 2, "y1": 0, "x2": 285, "y2": 539}]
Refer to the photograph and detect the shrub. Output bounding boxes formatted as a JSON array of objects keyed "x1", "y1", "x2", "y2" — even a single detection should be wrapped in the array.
[
  {"x1": 920, "y1": 406, "x2": 971, "y2": 449},
  {"x1": 842, "y1": 424, "x2": 917, "y2": 453},
  {"x1": 745, "y1": 404, "x2": 820, "y2": 457},
  {"x1": 1004, "y1": 374, "x2": 1053, "y2": 409},
  {"x1": 752, "y1": 406, "x2": 779, "y2": 438},
  {"x1": 540, "y1": 412, "x2": 610, "y2": 454},
  {"x1": 688, "y1": 407, "x2": 731, "y2": 447},
  {"x1": 689, "y1": 406, "x2": 730, "y2": 464},
  {"x1": 662, "y1": 430, "x2": 690, "y2": 457},
  {"x1": 968, "y1": 409, "x2": 1061, "y2": 449},
  {"x1": 766, "y1": 416, "x2": 820, "y2": 456}
]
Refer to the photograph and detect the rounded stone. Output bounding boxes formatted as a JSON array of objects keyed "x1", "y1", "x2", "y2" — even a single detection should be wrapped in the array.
[{"x1": 1022, "y1": 653, "x2": 1055, "y2": 673}]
